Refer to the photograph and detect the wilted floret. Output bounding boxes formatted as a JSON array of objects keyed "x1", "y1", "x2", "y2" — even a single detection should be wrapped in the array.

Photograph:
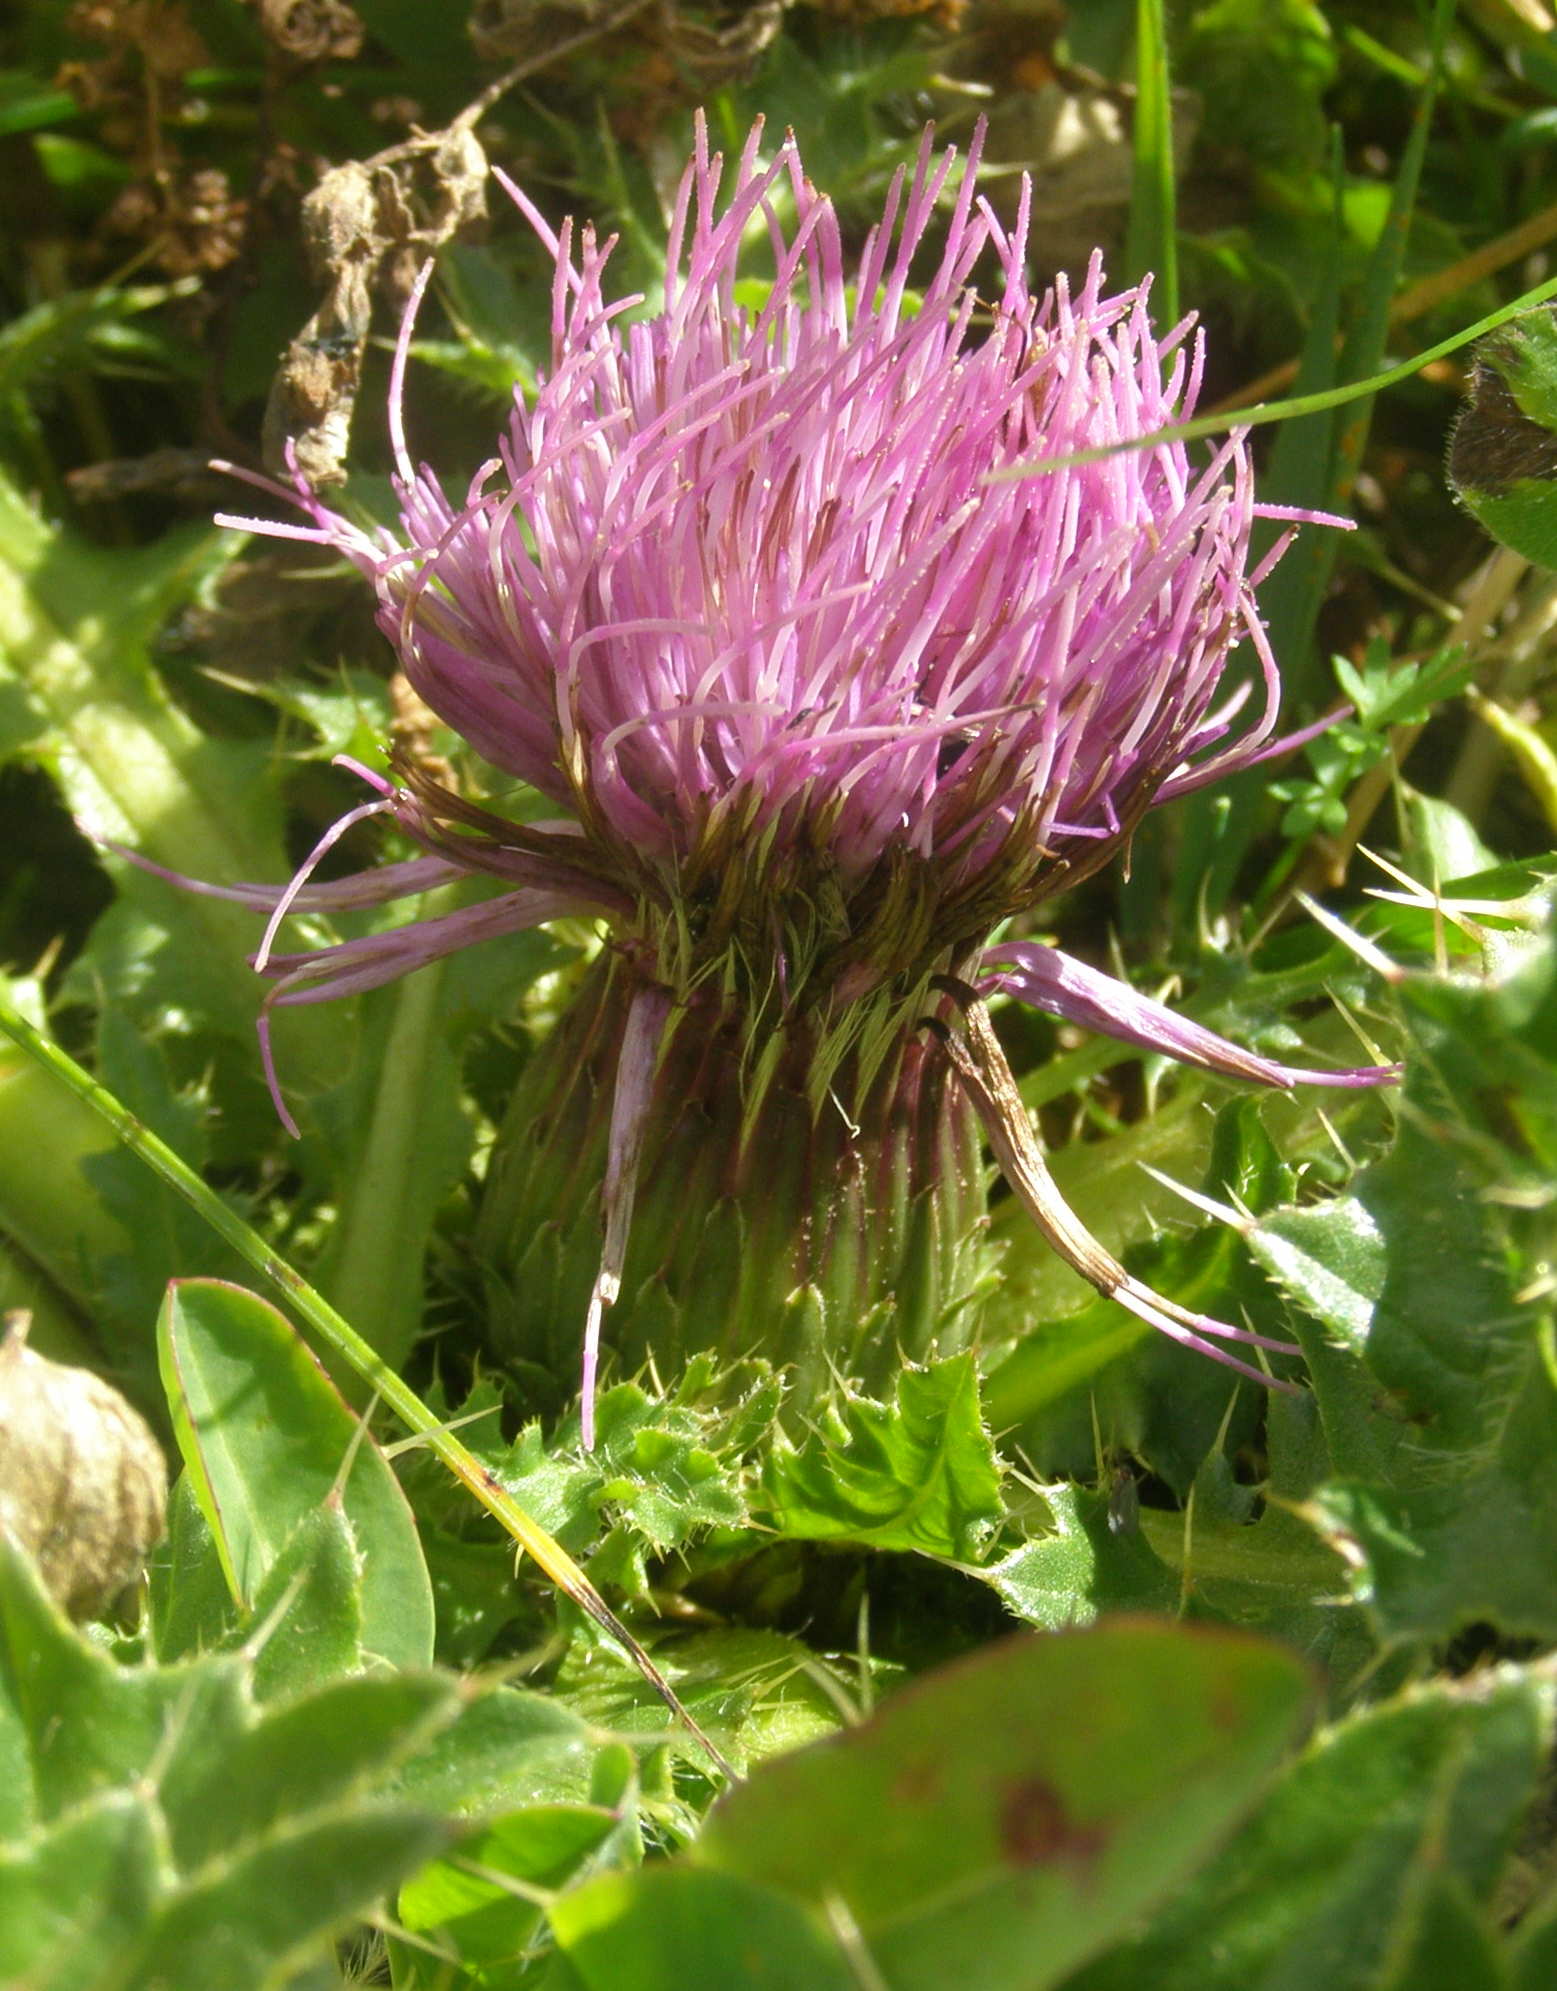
[{"x1": 198, "y1": 118, "x2": 1394, "y2": 1439}]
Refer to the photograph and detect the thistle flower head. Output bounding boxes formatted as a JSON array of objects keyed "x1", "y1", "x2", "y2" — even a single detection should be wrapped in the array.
[
  {"x1": 199, "y1": 117, "x2": 1397, "y2": 1439},
  {"x1": 238, "y1": 118, "x2": 1290, "y2": 1008}
]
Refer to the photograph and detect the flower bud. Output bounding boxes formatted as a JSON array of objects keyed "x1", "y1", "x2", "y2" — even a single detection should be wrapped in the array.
[{"x1": 0, "y1": 1312, "x2": 168, "y2": 1620}]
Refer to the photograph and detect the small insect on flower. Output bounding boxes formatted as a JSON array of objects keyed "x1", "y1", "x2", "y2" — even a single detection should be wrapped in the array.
[{"x1": 153, "y1": 116, "x2": 1397, "y2": 1444}]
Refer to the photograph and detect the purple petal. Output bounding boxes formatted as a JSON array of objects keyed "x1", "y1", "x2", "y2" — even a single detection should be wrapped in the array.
[
  {"x1": 254, "y1": 884, "x2": 591, "y2": 1134},
  {"x1": 254, "y1": 794, "x2": 399, "y2": 972},
  {"x1": 1157, "y1": 702, "x2": 1350, "y2": 804},
  {"x1": 932, "y1": 991, "x2": 1301, "y2": 1391},
  {"x1": 101, "y1": 840, "x2": 470, "y2": 913},
  {"x1": 982, "y1": 941, "x2": 1399, "y2": 1090},
  {"x1": 259, "y1": 887, "x2": 591, "y2": 1006},
  {"x1": 218, "y1": 115, "x2": 1338, "y2": 904}
]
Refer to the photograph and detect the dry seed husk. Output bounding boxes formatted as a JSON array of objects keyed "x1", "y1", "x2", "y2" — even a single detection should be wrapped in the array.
[{"x1": 0, "y1": 1312, "x2": 168, "y2": 1620}]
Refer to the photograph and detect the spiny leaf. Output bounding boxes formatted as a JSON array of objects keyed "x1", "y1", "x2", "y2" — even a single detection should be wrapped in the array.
[
  {"x1": 981, "y1": 1482, "x2": 1180, "y2": 1629},
  {"x1": 762, "y1": 1355, "x2": 1002, "y2": 1559},
  {"x1": 0, "y1": 1534, "x2": 462, "y2": 1990},
  {"x1": 1249, "y1": 921, "x2": 1557, "y2": 1642}
]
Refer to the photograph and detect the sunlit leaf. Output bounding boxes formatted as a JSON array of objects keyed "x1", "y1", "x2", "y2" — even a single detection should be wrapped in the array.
[
  {"x1": 157, "y1": 1278, "x2": 435, "y2": 1669},
  {"x1": 762, "y1": 1355, "x2": 1002, "y2": 1559}
]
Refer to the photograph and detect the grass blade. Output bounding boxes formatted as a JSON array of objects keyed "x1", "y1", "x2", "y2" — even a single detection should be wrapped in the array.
[{"x1": 1125, "y1": 0, "x2": 1178, "y2": 327}]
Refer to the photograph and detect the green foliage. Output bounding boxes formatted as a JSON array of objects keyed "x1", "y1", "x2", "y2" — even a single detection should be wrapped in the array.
[
  {"x1": 297, "y1": 925, "x2": 559, "y2": 1372},
  {"x1": 0, "y1": 285, "x2": 190, "y2": 420},
  {"x1": 1062, "y1": 1667, "x2": 1555, "y2": 1991},
  {"x1": 1269, "y1": 637, "x2": 1473, "y2": 842},
  {"x1": 1164, "y1": 0, "x2": 1459, "y2": 933},
  {"x1": 157, "y1": 1278, "x2": 436, "y2": 1668},
  {"x1": 1125, "y1": 0, "x2": 1179, "y2": 320},
  {"x1": 0, "y1": 1533, "x2": 459, "y2": 1989},
  {"x1": 3, "y1": 0, "x2": 1557, "y2": 1981},
  {"x1": 1448, "y1": 305, "x2": 1557, "y2": 570},
  {"x1": 981, "y1": 1480, "x2": 1182, "y2": 1629},
  {"x1": 1249, "y1": 900, "x2": 1557, "y2": 1645},
  {"x1": 1181, "y1": 0, "x2": 1337, "y2": 173},
  {"x1": 396, "y1": 1802, "x2": 626, "y2": 1986},
  {"x1": 551, "y1": 1622, "x2": 1314, "y2": 1991}
]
